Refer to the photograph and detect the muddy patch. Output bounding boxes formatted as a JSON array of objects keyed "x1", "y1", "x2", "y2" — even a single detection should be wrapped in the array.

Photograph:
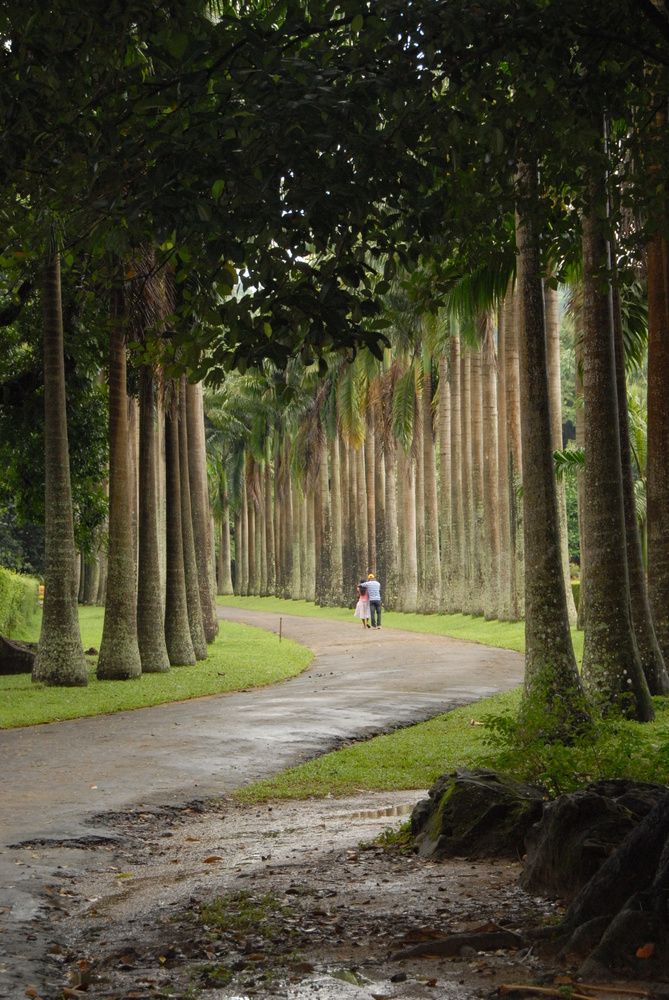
[{"x1": 5, "y1": 790, "x2": 583, "y2": 1000}]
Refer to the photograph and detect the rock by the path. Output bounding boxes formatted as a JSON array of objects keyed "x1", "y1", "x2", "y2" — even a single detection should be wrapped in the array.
[
  {"x1": 520, "y1": 778, "x2": 666, "y2": 902},
  {"x1": 0, "y1": 635, "x2": 36, "y2": 675},
  {"x1": 411, "y1": 768, "x2": 546, "y2": 859}
]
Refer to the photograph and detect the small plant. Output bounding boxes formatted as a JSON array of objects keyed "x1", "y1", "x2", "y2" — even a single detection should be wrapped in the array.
[
  {"x1": 199, "y1": 890, "x2": 291, "y2": 940},
  {"x1": 374, "y1": 820, "x2": 413, "y2": 852}
]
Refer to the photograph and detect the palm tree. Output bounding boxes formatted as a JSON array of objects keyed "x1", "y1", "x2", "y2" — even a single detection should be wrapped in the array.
[
  {"x1": 496, "y1": 297, "x2": 512, "y2": 621},
  {"x1": 505, "y1": 288, "x2": 524, "y2": 621},
  {"x1": 33, "y1": 253, "x2": 88, "y2": 686},
  {"x1": 97, "y1": 282, "x2": 142, "y2": 681},
  {"x1": 515, "y1": 163, "x2": 587, "y2": 726},
  {"x1": 580, "y1": 167, "x2": 653, "y2": 721},
  {"x1": 164, "y1": 383, "x2": 196, "y2": 666},
  {"x1": 186, "y1": 381, "x2": 218, "y2": 641},
  {"x1": 420, "y1": 343, "x2": 441, "y2": 613},
  {"x1": 438, "y1": 353, "x2": 451, "y2": 612},
  {"x1": 449, "y1": 332, "x2": 464, "y2": 613},
  {"x1": 480, "y1": 311, "x2": 500, "y2": 621},
  {"x1": 178, "y1": 378, "x2": 207, "y2": 660}
]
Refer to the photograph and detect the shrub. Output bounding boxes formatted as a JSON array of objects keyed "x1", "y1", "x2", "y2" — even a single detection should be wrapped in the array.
[{"x1": 0, "y1": 568, "x2": 39, "y2": 637}]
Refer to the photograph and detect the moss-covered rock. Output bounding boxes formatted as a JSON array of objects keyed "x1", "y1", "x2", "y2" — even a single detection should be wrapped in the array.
[
  {"x1": 521, "y1": 778, "x2": 666, "y2": 902},
  {"x1": 411, "y1": 768, "x2": 546, "y2": 859}
]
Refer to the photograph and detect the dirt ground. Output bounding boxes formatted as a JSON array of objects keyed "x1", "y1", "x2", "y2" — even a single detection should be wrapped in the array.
[{"x1": 13, "y1": 786, "x2": 652, "y2": 1000}]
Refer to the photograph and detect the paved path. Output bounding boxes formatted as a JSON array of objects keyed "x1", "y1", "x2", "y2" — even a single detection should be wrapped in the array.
[{"x1": 0, "y1": 609, "x2": 524, "y2": 996}]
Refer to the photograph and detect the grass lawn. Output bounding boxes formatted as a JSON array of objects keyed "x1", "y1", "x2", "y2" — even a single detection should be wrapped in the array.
[
  {"x1": 2, "y1": 606, "x2": 312, "y2": 729},
  {"x1": 217, "y1": 594, "x2": 585, "y2": 664}
]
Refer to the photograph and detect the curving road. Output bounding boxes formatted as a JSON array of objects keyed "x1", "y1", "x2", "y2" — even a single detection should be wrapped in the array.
[{"x1": 0, "y1": 608, "x2": 524, "y2": 997}]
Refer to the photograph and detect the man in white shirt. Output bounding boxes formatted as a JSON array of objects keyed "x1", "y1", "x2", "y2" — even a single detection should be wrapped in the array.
[{"x1": 366, "y1": 573, "x2": 382, "y2": 628}]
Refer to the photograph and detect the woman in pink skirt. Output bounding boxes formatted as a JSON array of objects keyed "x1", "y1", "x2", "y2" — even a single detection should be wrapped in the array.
[{"x1": 354, "y1": 578, "x2": 371, "y2": 629}]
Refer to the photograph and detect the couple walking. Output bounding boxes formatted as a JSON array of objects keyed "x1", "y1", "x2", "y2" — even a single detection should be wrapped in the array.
[{"x1": 354, "y1": 574, "x2": 382, "y2": 630}]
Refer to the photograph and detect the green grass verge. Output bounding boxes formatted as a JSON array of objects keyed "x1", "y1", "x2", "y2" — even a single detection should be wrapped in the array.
[
  {"x1": 216, "y1": 594, "x2": 584, "y2": 663},
  {"x1": 2, "y1": 606, "x2": 312, "y2": 729},
  {"x1": 236, "y1": 689, "x2": 669, "y2": 803}
]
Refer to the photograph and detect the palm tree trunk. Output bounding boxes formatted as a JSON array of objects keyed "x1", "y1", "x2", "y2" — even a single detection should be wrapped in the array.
[
  {"x1": 365, "y1": 409, "x2": 376, "y2": 572},
  {"x1": 248, "y1": 491, "x2": 257, "y2": 595},
  {"x1": 186, "y1": 382, "x2": 218, "y2": 640},
  {"x1": 515, "y1": 164, "x2": 585, "y2": 723},
  {"x1": 574, "y1": 295, "x2": 586, "y2": 629},
  {"x1": 481, "y1": 312, "x2": 500, "y2": 621},
  {"x1": 461, "y1": 350, "x2": 474, "y2": 613},
  {"x1": 33, "y1": 253, "x2": 88, "y2": 686},
  {"x1": 136, "y1": 365, "x2": 170, "y2": 672},
  {"x1": 414, "y1": 391, "x2": 426, "y2": 600},
  {"x1": 374, "y1": 420, "x2": 386, "y2": 594},
  {"x1": 127, "y1": 395, "x2": 139, "y2": 580},
  {"x1": 347, "y1": 438, "x2": 359, "y2": 601},
  {"x1": 340, "y1": 435, "x2": 353, "y2": 604},
  {"x1": 241, "y1": 476, "x2": 249, "y2": 597},
  {"x1": 438, "y1": 355, "x2": 451, "y2": 612},
  {"x1": 497, "y1": 298, "x2": 512, "y2": 621},
  {"x1": 330, "y1": 434, "x2": 344, "y2": 603},
  {"x1": 470, "y1": 346, "x2": 485, "y2": 616},
  {"x1": 647, "y1": 228, "x2": 669, "y2": 662},
  {"x1": 398, "y1": 445, "x2": 418, "y2": 612},
  {"x1": 506, "y1": 288, "x2": 524, "y2": 620},
  {"x1": 319, "y1": 435, "x2": 332, "y2": 605},
  {"x1": 273, "y1": 448, "x2": 281, "y2": 595},
  {"x1": 545, "y1": 282, "x2": 578, "y2": 626},
  {"x1": 449, "y1": 334, "x2": 464, "y2": 613},
  {"x1": 282, "y1": 437, "x2": 293, "y2": 598},
  {"x1": 580, "y1": 166, "x2": 653, "y2": 721},
  {"x1": 355, "y1": 445, "x2": 368, "y2": 576},
  {"x1": 233, "y1": 511, "x2": 240, "y2": 595},
  {"x1": 156, "y1": 390, "x2": 167, "y2": 609},
  {"x1": 306, "y1": 484, "x2": 316, "y2": 602},
  {"x1": 178, "y1": 380, "x2": 207, "y2": 660},
  {"x1": 164, "y1": 393, "x2": 196, "y2": 666},
  {"x1": 421, "y1": 353, "x2": 441, "y2": 613},
  {"x1": 292, "y1": 478, "x2": 303, "y2": 600},
  {"x1": 383, "y1": 434, "x2": 399, "y2": 610},
  {"x1": 97, "y1": 284, "x2": 142, "y2": 680},
  {"x1": 264, "y1": 450, "x2": 275, "y2": 596},
  {"x1": 219, "y1": 482, "x2": 234, "y2": 596},
  {"x1": 614, "y1": 287, "x2": 669, "y2": 694}
]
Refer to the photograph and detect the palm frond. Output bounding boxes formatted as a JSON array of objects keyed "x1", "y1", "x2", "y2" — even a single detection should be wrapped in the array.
[{"x1": 554, "y1": 447, "x2": 585, "y2": 479}]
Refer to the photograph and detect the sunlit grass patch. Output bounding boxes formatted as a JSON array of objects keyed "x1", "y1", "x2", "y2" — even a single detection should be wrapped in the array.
[{"x1": 1, "y1": 606, "x2": 312, "y2": 729}]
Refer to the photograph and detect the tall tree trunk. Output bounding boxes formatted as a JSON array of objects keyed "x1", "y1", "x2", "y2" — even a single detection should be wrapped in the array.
[
  {"x1": 33, "y1": 254, "x2": 88, "y2": 686},
  {"x1": 497, "y1": 297, "x2": 512, "y2": 621},
  {"x1": 438, "y1": 355, "x2": 451, "y2": 613},
  {"x1": 273, "y1": 448, "x2": 281, "y2": 595},
  {"x1": 282, "y1": 437, "x2": 293, "y2": 597},
  {"x1": 241, "y1": 476, "x2": 249, "y2": 597},
  {"x1": 449, "y1": 334, "x2": 464, "y2": 613},
  {"x1": 136, "y1": 365, "x2": 170, "y2": 673},
  {"x1": 421, "y1": 353, "x2": 441, "y2": 613},
  {"x1": 264, "y1": 450, "x2": 275, "y2": 596},
  {"x1": 545, "y1": 281, "x2": 578, "y2": 626},
  {"x1": 365, "y1": 409, "x2": 376, "y2": 572},
  {"x1": 186, "y1": 382, "x2": 218, "y2": 640},
  {"x1": 156, "y1": 389, "x2": 166, "y2": 609},
  {"x1": 164, "y1": 393, "x2": 196, "y2": 666},
  {"x1": 580, "y1": 166, "x2": 653, "y2": 721},
  {"x1": 340, "y1": 435, "x2": 353, "y2": 604},
  {"x1": 306, "y1": 484, "x2": 316, "y2": 602},
  {"x1": 292, "y1": 478, "x2": 302, "y2": 600},
  {"x1": 233, "y1": 511, "x2": 240, "y2": 595},
  {"x1": 647, "y1": 228, "x2": 669, "y2": 662},
  {"x1": 128, "y1": 395, "x2": 139, "y2": 586},
  {"x1": 614, "y1": 288, "x2": 669, "y2": 694},
  {"x1": 179, "y1": 380, "x2": 207, "y2": 660},
  {"x1": 383, "y1": 435, "x2": 399, "y2": 610},
  {"x1": 83, "y1": 556, "x2": 100, "y2": 606},
  {"x1": 414, "y1": 391, "x2": 426, "y2": 600},
  {"x1": 330, "y1": 435, "x2": 344, "y2": 603},
  {"x1": 461, "y1": 350, "x2": 474, "y2": 613},
  {"x1": 374, "y1": 419, "x2": 386, "y2": 596},
  {"x1": 574, "y1": 295, "x2": 587, "y2": 629},
  {"x1": 247, "y1": 491, "x2": 257, "y2": 595},
  {"x1": 506, "y1": 288, "x2": 525, "y2": 620},
  {"x1": 219, "y1": 482, "x2": 234, "y2": 597},
  {"x1": 470, "y1": 346, "x2": 485, "y2": 616},
  {"x1": 319, "y1": 435, "x2": 332, "y2": 605},
  {"x1": 515, "y1": 164, "x2": 586, "y2": 724},
  {"x1": 355, "y1": 445, "x2": 368, "y2": 576},
  {"x1": 98, "y1": 285, "x2": 142, "y2": 681},
  {"x1": 481, "y1": 313, "x2": 500, "y2": 621},
  {"x1": 398, "y1": 446, "x2": 418, "y2": 612}
]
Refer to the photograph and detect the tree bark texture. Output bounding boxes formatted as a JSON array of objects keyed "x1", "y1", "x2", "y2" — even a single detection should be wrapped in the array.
[
  {"x1": 186, "y1": 382, "x2": 218, "y2": 641},
  {"x1": 545, "y1": 281, "x2": 578, "y2": 626},
  {"x1": 647, "y1": 229, "x2": 669, "y2": 662},
  {"x1": 580, "y1": 177, "x2": 653, "y2": 721},
  {"x1": 449, "y1": 334, "x2": 464, "y2": 613},
  {"x1": 136, "y1": 366, "x2": 170, "y2": 673},
  {"x1": 164, "y1": 396, "x2": 196, "y2": 666},
  {"x1": 421, "y1": 355, "x2": 441, "y2": 614},
  {"x1": 470, "y1": 347, "x2": 485, "y2": 616},
  {"x1": 481, "y1": 312, "x2": 500, "y2": 621},
  {"x1": 97, "y1": 286, "x2": 142, "y2": 681},
  {"x1": 438, "y1": 355, "x2": 452, "y2": 612},
  {"x1": 505, "y1": 289, "x2": 524, "y2": 620},
  {"x1": 496, "y1": 301, "x2": 512, "y2": 621},
  {"x1": 330, "y1": 435, "x2": 344, "y2": 602},
  {"x1": 33, "y1": 254, "x2": 88, "y2": 686},
  {"x1": 515, "y1": 167, "x2": 585, "y2": 723},
  {"x1": 178, "y1": 380, "x2": 207, "y2": 660},
  {"x1": 613, "y1": 288, "x2": 669, "y2": 694}
]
